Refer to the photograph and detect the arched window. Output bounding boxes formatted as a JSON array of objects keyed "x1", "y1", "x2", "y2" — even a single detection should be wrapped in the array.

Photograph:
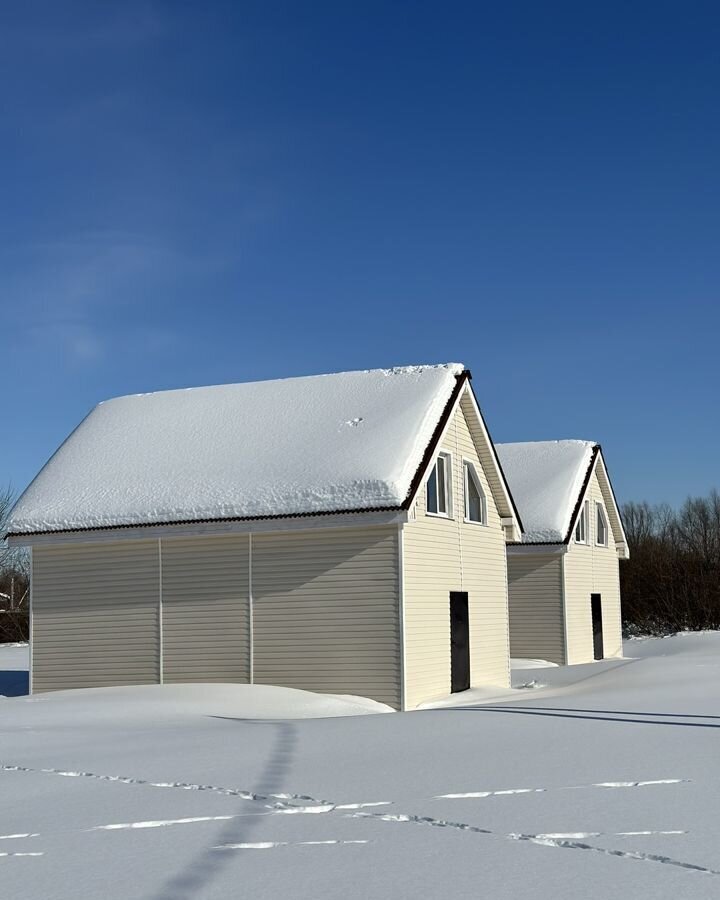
[
  {"x1": 596, "y1": 503, "x2": 609, "y2": 546},
  {"x1": 575, "y1": 501, "x2": 589, "y2": 544},
  {"x1": 464, "y1": 461, "x2": 487, "y2": 525}
]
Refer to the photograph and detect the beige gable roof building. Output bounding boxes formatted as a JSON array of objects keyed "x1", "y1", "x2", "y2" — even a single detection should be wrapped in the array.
[
  {"x1": 8, "y1": 364, "x2": 522, "y2": 709},
  {"x1": 496, "y1": 440, "x2": 628, "y2": 666}
]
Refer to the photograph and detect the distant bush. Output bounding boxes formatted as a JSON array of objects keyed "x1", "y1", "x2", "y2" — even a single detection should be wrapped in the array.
[{"x1": 621, "y1": 491, "x2": 720, "y2": 635}]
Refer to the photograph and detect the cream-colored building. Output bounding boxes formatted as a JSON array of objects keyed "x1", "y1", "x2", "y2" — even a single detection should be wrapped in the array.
[
  {"x1": 496, "y1": 441, "x2": 629, "y2": 666},
  {"x1": 7, "y1": 364, "x2": 522, "y2": 710}
]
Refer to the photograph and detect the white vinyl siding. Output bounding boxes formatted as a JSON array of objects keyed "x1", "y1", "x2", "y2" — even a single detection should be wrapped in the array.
[
  {"x1": 564, "y1": 468, "x2": 623, "y2": 663},
  {"x1": 160, "y1": 535, "x2": 250, "y2": 684},
  {"x1": 506, "y1": 553, "x2": 565, "y2": 664},
  {"x1": 252, "y1": 527, "x2": 401, "y2": 708},
  {"x1": 403, "y1": 405, "x2": 511, "y2": 709},
  {"x1": 31, "y1": 540, "x2": 160, "y2": 693}
]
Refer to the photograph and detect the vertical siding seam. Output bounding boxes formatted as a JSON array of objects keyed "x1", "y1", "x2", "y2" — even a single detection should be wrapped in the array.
[
  {"x1": 158, "y1": 539, "x2": 163, "y2": 685},
  {"x1": 502, "y1": 542, "x2": 511, "y2": 687},
  {"x1": 248, "y1": 532, "x2": 254, "y2": 684},
  {"x1": 397, "y1": 524, "x2": 406, "y2": 711},
  {"x1": 28, "y1": 547, "x2": 34, "y2": 696}
]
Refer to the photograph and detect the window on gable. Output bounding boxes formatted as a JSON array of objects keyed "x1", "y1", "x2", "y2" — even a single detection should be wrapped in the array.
[
  {"x1": 464, "y1": 461, "x2": 487, "y2": 524},
  {"x1": 596, "y1": 503, "x2": 609, "y2": 546},
  {"x1": 426, "y1": 452, "x2": 452, "y2": 516},
  {"x1": 574, "y1": 501, "x2": 589, "y2": 544}
]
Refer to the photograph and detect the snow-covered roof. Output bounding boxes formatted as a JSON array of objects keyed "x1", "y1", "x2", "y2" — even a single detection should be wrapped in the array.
[
  {"x1": 8, "y1": 364, "x2": 468, "y2": 535},
  {"x1": 495, "y1": 440, "x2": 597, "y2": 543}
]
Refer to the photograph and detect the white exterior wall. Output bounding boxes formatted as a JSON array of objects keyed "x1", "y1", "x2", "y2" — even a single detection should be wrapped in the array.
[
  {"x1": 563, "y1": 469, "x2": 624, "y2": 663},
  {"x1": 402, "y1": 405, "x2": 511, "y2": 709}
]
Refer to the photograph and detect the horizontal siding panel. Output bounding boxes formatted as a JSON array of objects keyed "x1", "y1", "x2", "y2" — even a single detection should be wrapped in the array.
[
  {"x1": 252, "y1": 527, "x2": 400, "y2": 708},
  {"x1": 161, "y1": 535, "x2": 250, "y2": 684},
  {"x1": 507, "y1": 554, "x2": 565, "y2": 664},
  {"x1": 32, "y1": 540, "x2": 159, "y2": 693}
]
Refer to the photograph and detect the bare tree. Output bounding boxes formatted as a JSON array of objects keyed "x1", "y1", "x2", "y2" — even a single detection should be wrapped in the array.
[
  {"x1": 621, "y1": 491, "x2": 720, "y2": 635},
  {"x1": 0, "y1": 486, "x2": 29, "y2": 641}
]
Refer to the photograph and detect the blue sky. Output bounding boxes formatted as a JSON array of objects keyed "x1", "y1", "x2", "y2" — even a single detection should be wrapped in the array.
[{"x1": 2, "y1": 1, "x2": 718, "y2": 507}]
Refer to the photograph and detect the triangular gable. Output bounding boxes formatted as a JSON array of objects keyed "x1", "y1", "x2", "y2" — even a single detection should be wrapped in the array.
[
  {"x1": 566, "y1": 448, "x2": 629, "y2": 557},
  {"x1": 405, "y1": 378, "x2": 523, "y2": 541}
]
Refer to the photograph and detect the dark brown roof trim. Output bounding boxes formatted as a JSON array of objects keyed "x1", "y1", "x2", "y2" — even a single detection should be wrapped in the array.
[
  {"x1": 594, "y1": 445, "x2": 628, "y2": 546},
  {"x1": 400, "y1": 370, "x2": 471, "y2": 509},
  {"x1": 6, "y1": 504, "x2": 402, "y2": 540},
  {"x1": 562, "y1": 443, "x2": 600, "y2": 544}
]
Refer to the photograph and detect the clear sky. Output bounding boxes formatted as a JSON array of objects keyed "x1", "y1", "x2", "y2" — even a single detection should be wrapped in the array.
[{"x1": 2, "y1": 1, "x2": 718, "y2": 508}]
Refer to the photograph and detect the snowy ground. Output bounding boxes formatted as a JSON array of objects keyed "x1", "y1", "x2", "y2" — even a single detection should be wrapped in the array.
[{"x1": 1, "y1": 634, "x2": 719, "y2": 900}]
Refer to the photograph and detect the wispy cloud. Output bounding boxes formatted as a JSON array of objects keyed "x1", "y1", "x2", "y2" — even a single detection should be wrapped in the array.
[
  {"x1": 0, "y1": 3, "x2": 168, "y2": 54},
  {"x1": 1, "y1": 230, "x2": 217, "y2": 366}
]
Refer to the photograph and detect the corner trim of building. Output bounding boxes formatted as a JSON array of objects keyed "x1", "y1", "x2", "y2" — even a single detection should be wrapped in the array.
[
  {"x1": 158, "y1": 539, "x2": 164, "y2": 685},
  {"x1": 502, "y1": 533, "x2": 512, "y2": 688},
  {"x1": 28, "y1": 547, "x2": 34, "y2": 696},
  {"x1": 248, "y1": 533, "x2": 254, "y2": 685},
  {"x1": 561, "y1": 552, "x2": 570, "y2": 665},
  {"x1": 397, "y1": 523, "x2": 406, "y2": 712}
]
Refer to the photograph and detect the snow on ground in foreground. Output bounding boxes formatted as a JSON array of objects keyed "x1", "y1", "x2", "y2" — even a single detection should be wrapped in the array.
[
  {"x1": 0, "y1": 677, "x2": 392, "y2": 719},
  {"x1": 1, "y1": 633, "x2": 720, "y2": 899},
  {"x1": 511, "y1": 658, "x2": 559, "y2": 669}
]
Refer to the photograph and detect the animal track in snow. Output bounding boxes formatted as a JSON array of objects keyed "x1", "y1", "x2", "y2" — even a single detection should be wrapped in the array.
[
  {"x1": 357, "y1": 813, "x2": 704, "y2": 876},
  {"x1": 92, "y1": 815, "x2": 239, "y2": 831},
  {"x1": 592, "y1": 780, "x2": 687, "y2": 788},
  {"x1": 351, "y1": 812, "x2": 492, "y2": 835},
  {"x1": 0, "y1": 763, "x2": 329, "y2": 807},
  {"x1": 215, "y1": 840, "x2": 369, "y2": 850},
  {"x1": 510, "y1": 834, "x2": 720, "y2": 876},
  {"x1": 434, "y1": 788, "x2": 544, "y2": 799},
  {"x1": 433, "y1": 777, "x2": 690, "y2": 801},
  {"x1": 520, "y1": 831, "x2": 687, "y2": 840}
]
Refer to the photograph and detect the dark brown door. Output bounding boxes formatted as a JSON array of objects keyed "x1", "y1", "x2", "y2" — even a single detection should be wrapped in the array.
[
  {"x1": 591, "y1": 594, "x2": 604, "y2": 660},
  {"x1": 450, "y1": 592, "x2": 470, "y2": 693}
]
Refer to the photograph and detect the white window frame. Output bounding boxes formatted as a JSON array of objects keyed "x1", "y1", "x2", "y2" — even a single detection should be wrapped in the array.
[
  {"x1": 574, "y1": 500, "x2": 589, "y2": 544},
  {"x1": 463, "y1": 459, "x2": 488, "y2": 526},
  {"x1": 426, "y1": 452, "x2": 453, "y2": 518},
  {"x1": 596, "y1": 502, "x2": 609, "y2": 547}
]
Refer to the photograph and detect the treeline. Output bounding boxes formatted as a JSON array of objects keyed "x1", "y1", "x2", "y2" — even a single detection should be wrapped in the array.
[
  {"x1": 621, "y1": 490, "x2": 720, "y2": 635},
  {"x1": 0, "y1": 487, "x2": 29, "y2": 642}
]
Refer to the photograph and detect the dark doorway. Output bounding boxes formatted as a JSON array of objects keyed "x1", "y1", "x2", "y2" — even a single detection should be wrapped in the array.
[
  {"x1": 450, "y1": 592, "x2": 470, "y2": 693},
  {"x1": 591, "y1": 594, "x2": 604, "y2": 660}
]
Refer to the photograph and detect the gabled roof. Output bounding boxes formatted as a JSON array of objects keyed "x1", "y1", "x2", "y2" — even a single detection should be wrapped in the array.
[
  {"x1": 495, "y1": 440, "x2": 597, "y2": 543},
  {"x1": 495, "y1": 440, "x2": 627, "y2": 553},
  {"x1": 8, "y1": 363, "x2": 518, "y2": 538}
]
